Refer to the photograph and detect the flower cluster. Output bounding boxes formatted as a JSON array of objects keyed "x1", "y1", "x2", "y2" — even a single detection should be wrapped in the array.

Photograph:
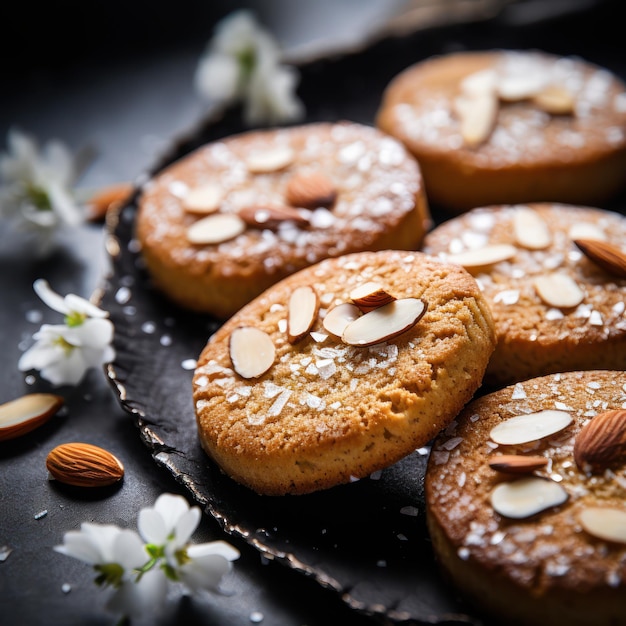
[
  {"x1": 194, "y1": 10, "x2": 304, "y2": 126},
  {"x1": 19, "y1": 279, "x2": 115, "y2": 386},
  {"x1": 0, "y1": 129, "x2": 84, "y2": 255},
  {"x1": 55, "y1": 493, "x2": 240, "y2": 619}
]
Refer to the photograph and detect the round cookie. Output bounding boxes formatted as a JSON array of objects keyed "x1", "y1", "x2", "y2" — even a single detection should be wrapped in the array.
[
  {"x1": 376, "y1": 50, "x2": 626, "y2": 212},
  {"x1": 422, "y1": 203, "x2": 626, "y2": 387},
  {"x1": 425, "y1": 370, "x2": 626, "y2": 626},
  {"x1": 136, "y1": 121, "x2": 431, "y2": 318},
  {"x1": 193, "y1": 250, "x2": 496, "y2": 496}
]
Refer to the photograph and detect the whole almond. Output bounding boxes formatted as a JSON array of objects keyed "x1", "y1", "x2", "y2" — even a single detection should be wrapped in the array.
[
  {"x1": 574, "y1": 239, "x2": 626, "y2": 279},
  {"x1": 488, "y1": 454, "x2": 549, "y2": 474},
  {"x1": 285, "y1": 171, "x2": 337, "y2": 210},
  {"x1": 574, "y1": 409, "x2": 626, "y2": 473},
  {"x1": 46, "y1": 442, "x2": 124, "y2": 487},
  {"x1": 238, "y1": 204, "x2": 309, "y2": 230}
]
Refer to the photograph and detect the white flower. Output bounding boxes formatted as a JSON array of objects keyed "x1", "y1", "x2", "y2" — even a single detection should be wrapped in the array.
[
  {"x1": 194, "y1": 9, "x2": 304, "y2": 125},
  {"x1": 138, "y1": 493, "x2": 240, "y2": 592},
  {"x1": 0, "y1": 129, "x2": 84, "y2": 253},
  {"x1": 18, "y1": 279, "x2": 115, "y2": 386}
]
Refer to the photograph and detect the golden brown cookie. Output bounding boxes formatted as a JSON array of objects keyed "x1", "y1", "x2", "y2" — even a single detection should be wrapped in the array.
[
  {"x1": 193, "y1": 250, "x2": 496, "y2": 495},
  {"x1": 376, "y1": 50, "x2": 626, "y2": 212},
  {"x1": 422, "y1": 203, "x2": 626, "y2": 387},
  {"x1": 136, "y1": 121, "x2": 431, "y2": 318},
  {"x1": 425, "y1": 370, "x2": 626, "y2": 626}
]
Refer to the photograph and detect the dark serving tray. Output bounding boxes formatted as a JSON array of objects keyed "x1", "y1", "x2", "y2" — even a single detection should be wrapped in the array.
[{"x1": 100, "y1": 4, "x2": 626, "y2": 624}]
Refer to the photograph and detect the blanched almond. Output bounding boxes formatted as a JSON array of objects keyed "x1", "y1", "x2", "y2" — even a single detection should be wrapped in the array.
[
  {"x1": 456, "y1": 92, "x2": 499, "y2": 147},
  {"x1": 497, "y1": 74, "x2": 546, "y2": 101},
  {"x1": 533, "y1": 273, "x2": 584, "y2": 308},
  {"x1": 579, "y1": 507, "x2": 626, "y2": 544},
  {"x1": 0, "y1": 393, "x2": 64, "y2": 441},
  {"x1": 532, "y1": 85, "x2": 576, "y2": 115},
  {"x1": 285, "y1": 170, "x2": 337, "y2": 209},
  {"x1": 187, "y1": 213, "x2": 246, "y2": 244},
  {"x1": 342, "y1": 297, "x2": 427, "y2": 347},
  {"x1": 574, "y1": 239, "x2": 626, "y2": 279},
  {"x1": 447, "y1": 244, "x2": 517, "y2": 268},
  {"x1": 568, "y1": 223, "x2": 607, "y2": 242},
  {"x1": 238, "y1": 204, "x2": 309, "y2": 230},
  {"x1": 287, "y1": 285, "x2": 319, "y2": 344},
  {"x1": 322, "y1": 303, "x2": 361, "y2": 337},
  {"x1": 490, "y1": 477, "x2": 568, "y2": 519},
  {"x1": 245, "y1": 147, "x2": 294, "y2": 174},
  {"x1": 513, "y1": 207, "x2": 551, "y2": 249},
  {"x1": 183, "y1": 183, "x2": 224, "y2": 214},
  {"x1": 229, "y1": 326, "x2": 275, "y2": 379},
  {"x1": 489, "y1": 410, "x2": 572, "y2": 445},
  {"x1": 46, "y1": 442, "x2": 124, "y2": 488},
  {"x1": 573, "y1": 409, "x2": 626, "y2": 473},
  {"x1": 488, "y1": 454, "x2": 549, "y2": 474},
  {"x1": 349, "y1": 282, "x2": 396, "y2": 312}
]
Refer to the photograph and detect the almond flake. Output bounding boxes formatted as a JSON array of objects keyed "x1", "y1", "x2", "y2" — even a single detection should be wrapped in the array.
[
  {"x1": 573, "y1": 409, "x2": 626, "y2": 473},
  {"x1": 183, "y1": 183, "x2": 224, "y2": 214},
  {"x1": 460, "y1": 69, "x2": 498, "y2": 97},
  {"x1": 285, "y1": 170, "x2": 337, "y2": 209},
  {"x1": 0, "y1": 393, "x2": 64, "y2": 441},
  {"x1": 513, "y1": 207, "x2": 551, "y2": 250},
  {"x1": 245, "y1": 147, "x2": 294, "y2": 174},
  {"x1": 568, "y1": 223, "x2": 607, "y2": 242},
  {"x1": 532, "y1": 85, "x2": 576, "y2": 115},
  {"x1": 229, "y1": 327, "x2": 275, "y2": 379},
  {"x1": 322, "y1": 303, "x2": 361, "y2": 337},
  {"x1": 490, "y1": 477, "x2": 568, "y2": 519},
  {"x1": 579, "y1": 506, "x2": 626, "y2": 544},
  {"x1": 497, "y1": 74, "x2": 546, "y2": 101},
  {"x1": 187, "y1": 213, "x2": 246, "y2": 245},
  {"x1": 342, "y1": 298, "x2": 427, "y2": 347},
  {"x1": 488, "y1": 454, "x2": 549, "y2": 474},
  {"x1": 456, "y1": 92, "x2": 499, "y2": 147},
  {"x1": 349, "y1": 282, "x2": 396, "y2": 312},
  {"x1": 573, "y1": 239, "x2": 626, "y2": 279},
  {"x1": 447, "y1": 244, "x2": 517, "y2": 268},
  {"x1": 287, "y1": 285, "x2": 319, "y2": 344},
  {"x1": 238, "y1": 204, "x2": 309, "y2": 230},
  {"x1": 533, "y1": 273, "x2": 584, "y2": 308},
  {"x1": 489, "y1": 410, "x2": 572, "y2": 445}
]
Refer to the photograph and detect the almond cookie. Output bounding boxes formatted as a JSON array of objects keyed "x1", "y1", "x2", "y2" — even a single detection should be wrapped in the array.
[
  {"x1": 376, "y1": 50, "x2": 626, "y2": 212},
  {"x1": 193, "y1": 250, "x2": 496, "y2": 495},
  {"x1": 136, "y1": 121, "x2": 430, "y2": 318},
  {"x1": 425, "y1": 370, "x2": 626, "y2": 626},
  {"x1": 423, "y1": 203, "x2": 626, "y2": 387}
]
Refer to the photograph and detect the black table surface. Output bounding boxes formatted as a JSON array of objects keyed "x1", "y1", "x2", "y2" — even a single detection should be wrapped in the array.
[{"x1": 1, "y1": 1, "x2": 623, "y2": 625}]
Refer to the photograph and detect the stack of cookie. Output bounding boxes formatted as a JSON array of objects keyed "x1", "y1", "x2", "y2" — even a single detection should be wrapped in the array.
[{"x1": 135, "y1": 49, "x2": 626, "y2": 626}]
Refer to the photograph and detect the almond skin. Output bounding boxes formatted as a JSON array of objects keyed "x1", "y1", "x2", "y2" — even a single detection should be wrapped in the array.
[
  {"x1": 238, "y1": 204, "x2": 309, "y2": 230},
  {"x1": 46, "y1": 443, "x2": 124, "y2": 487},
  {"x1": 574, "y1": 238, "x2": 626, "y2": 279},
  {"x1": 488, "y1": 454, "x2": 549, "y2": 474},
  {"x1": 574, "y1": 409, "x2": 626, "y2": 473},
  {"x1": 285, "y1": 171, "x2": 337, "y2": 209}
]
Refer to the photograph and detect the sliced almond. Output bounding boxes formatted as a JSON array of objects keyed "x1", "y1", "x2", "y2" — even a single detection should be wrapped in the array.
[
  {"x1": 579, "y1": 507, "x2": 626, "y2": 544},
  {"x1": 342, "y1": 297, "x2": 427, "y2": 347},
  {"x1": 573, "y1": 409, "x2": 626, "y2": 473},
  {"x1": 490, "y1": 477, "x2": 568, "y2": 519},
  {"x1": 229, "y1": 326, "x2": 275, "y2": 379},
  {"x1": 488, "y1": 454, "x2": 549, "y2": 474},
  {"x1": 322, "y1": 302, "x2": 362, "y2": 337},
  {"x1": 447, "y1": 244, "x2": 517, "y2": 269},
  {"x1": 532, "y1": 85, "x2": 576, "y2": 115},
  {"x1": 349, "y1": 282, "x2": 396, "y2": 312},
  {"x1": 285, "y1": 170, "x2": 337, "y2": 210},
  {"x1": 456, "y1": 92, "x2": 499, "y2": 147},
  {"x1": 489, "y1": 410, "x2": 572, "y2": 446},
  {"x1": 186, "y1": 213, "x2": 246, "y2": 245},
  {"x1": 0, "y1": 393, "x2": 64, "y2": 441},
  {"x1": 460, "y1": 69, "x2": 498, "y2": 97},
  {"x1": 497, "y1": 74, "x2": 546, "y2": 101},
  {"x1": 513, "y1": 207, "x2": 551, "y2": 250},
  {"x1": 46, "y1": 442, "x2": 124, "y2": 488},
  {"x1": 183, "y1": 183, "x2": 224, "y2": 214},
  {"x1": 568, "y1": 223, "x2": 607, "y2": 242},
  {"x1": 573, "y1": 239, "x2": 626, "y2": 279},
  {"x1": 287, "y1": 285, "x2": 319, "y2": 344},
  {"x1": 238, "y1": 204, "x2": 309, "y2": 230},
  {"x1": 533, "y1": 273, "x2": 584, "y2": 308},
  {"x1": 85, "y1": 182, "x2": 134, "y2": 222},
  {"x1": 245, "y1": 146, "x2": 294, "y2": 174}
]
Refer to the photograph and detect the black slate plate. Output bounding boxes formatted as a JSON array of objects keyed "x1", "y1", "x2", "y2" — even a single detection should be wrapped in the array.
[{"x1": 101, "y1": 4, "x2": 625, "y2": 624}]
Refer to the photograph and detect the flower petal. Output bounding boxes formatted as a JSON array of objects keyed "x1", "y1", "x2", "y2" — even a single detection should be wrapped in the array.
[
  {"x1": 106, "y1": 568, "x2": 168, "y2": 619},
  {"x1": 64, "y1": 318, "x2": 114, "y2": 349},
  {"x1": 33, "y1": 279, "x2": 69, "y2": 315},
  {"x1": 187, "y1": 540, "x2": 240, "y2": 562},
  {"x1": 154, "y1": 493, "x2": 190, "y2": 533},
  {"x1": 173, "y1": 507, "x2": 201, "y2": 547},
  {"x1": 18, "y1": 339, "x2": 65, "y2": 372},
  {"x1": 64, "y1": 294, "x2": 109, "y2": 319},
  {"x1": 40, "y1": 349, "x2": 88, "y2": 386},
  {"x1": 137, "y1": 508, "x2": 168, "y2": 545},
  {"x1": 54, "y1": 531, "x2": 104, "y2": 564}
]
